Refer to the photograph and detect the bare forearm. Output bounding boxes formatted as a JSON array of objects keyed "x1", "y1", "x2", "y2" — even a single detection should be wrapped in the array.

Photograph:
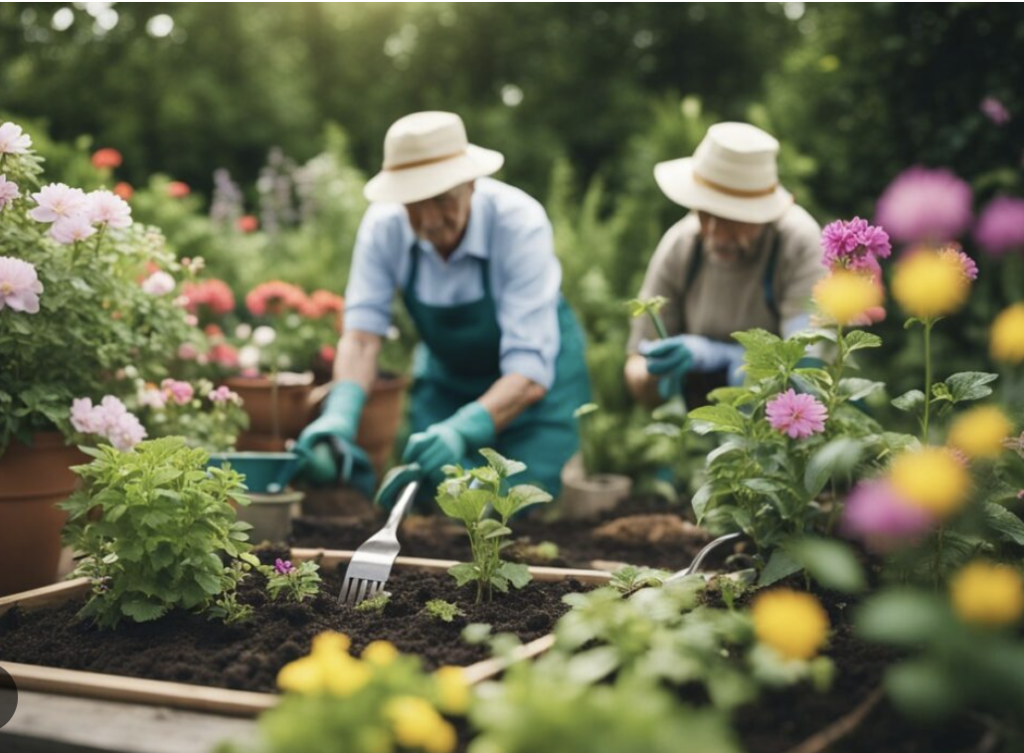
[
  {"x1": 625, "y1": 353, "x2": 662, "y2": 408},
  {"x1": 478, "y1": 373, "x2": 547, "y2": 431},
  {"x1": 332, "y1": 331, "x2": 381, "y2": 393}
]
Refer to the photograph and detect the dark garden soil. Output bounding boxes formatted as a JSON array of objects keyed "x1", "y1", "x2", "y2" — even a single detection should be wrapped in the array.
[
  {"x1": 291, "y1": 492, "x2": 723, "y2": 572},
  {"x1": 0, "y1": 550, "x2": 588, "y2": 694}
]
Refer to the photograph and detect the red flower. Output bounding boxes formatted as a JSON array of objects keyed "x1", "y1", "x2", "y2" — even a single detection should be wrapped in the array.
[
  {"x1": 208, "y1": 343, "x2": 239, "y2": 369},
  {"x1": 319, "y1": 345, "x2": 337, "y2": 364},
  {"x1": 91, "y1": 148, "x2": 123, "y2": 169},
  {"x1": 237, "y1": 215, "x2": 259, "y2": 233},
  {"x1": 167, "y1": 181, "x2": 191, "y2": 198},
  {"x1": 181, "y1": 279, "x2": 236, "y2": 315},
  {"x1": 303, "y1": 289, "x2": 345, "y2": 318},
  {"x1": 204, "y1": 323, "x2": 224, "y2": 339},
  {"x1": 246, "y1": 280, "x2": 307, "y2": 317},
  {"x1": 113, "y1": 182, "x2": 134, "y2": 200}
]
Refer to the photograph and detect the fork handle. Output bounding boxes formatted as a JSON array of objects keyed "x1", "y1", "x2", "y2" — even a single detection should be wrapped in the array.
[{"x1": 383, "y1": 481, "x2": 420, "y2": 534}]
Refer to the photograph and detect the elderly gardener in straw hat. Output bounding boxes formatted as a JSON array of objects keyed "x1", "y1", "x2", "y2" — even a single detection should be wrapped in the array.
[
  {"x1": 625, "y1": 122, "x2": 824, "y2": 407},
  {"x1": 297, "y1": 111, "x2": 590, "y2": 499}
]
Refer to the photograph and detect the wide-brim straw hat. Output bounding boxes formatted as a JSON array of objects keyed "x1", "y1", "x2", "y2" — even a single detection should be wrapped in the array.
[
  {"x1": 364, "y1": 111, "x2": 504, "y2": 204},
  {"x1": 654, "y1": 122, "x2": 793, "y2": 224}
]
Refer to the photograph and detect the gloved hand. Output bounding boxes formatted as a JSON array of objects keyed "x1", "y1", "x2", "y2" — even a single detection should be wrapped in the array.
[
  {"x1": 375, "y1": 463, "x2": 423, "y2": 511},
  {"x1": 402, "y1": 401, "x2": 496, "y2": 477},
  {"x1": 296, "y1": 381, "x2": 366, "y2": 454},
  {"x1": 639, "y1": 336, "x2": 694, "y2": 400}
]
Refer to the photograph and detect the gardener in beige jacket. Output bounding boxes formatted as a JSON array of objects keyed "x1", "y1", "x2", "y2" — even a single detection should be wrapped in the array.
[{"x1": 625, "y1": 122, "x2": 825, "y2": 408}]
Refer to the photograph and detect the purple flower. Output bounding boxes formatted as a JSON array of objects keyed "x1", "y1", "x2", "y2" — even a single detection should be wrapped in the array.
[
  {"x1": 274, "y1": 558, "x2": 295, "y2": 575},
  {"x1": 841, "y1": 480, "x2": 935, "y2": 552},
  {"x1": 0, "y1": 256, "x2": 43, "y2": 314},
  {"x1": 974, "y1": 196, "x2": 1024, "y2": 256},
  {"x1": 0, "y1": 174, "x2": 20, "y2": 211},
  {"x1": 980, "y1": 96, "x2": 1011, "y2": 126},
  {"x1": 765, "y1": 389, "x2": 828, "y2": 439},
  {"x1": 821, "y1": 217, "x2": 892, "y2": 272},
  {"x1": 875, "y1": 167, "x2": 973, "y2": 244}
]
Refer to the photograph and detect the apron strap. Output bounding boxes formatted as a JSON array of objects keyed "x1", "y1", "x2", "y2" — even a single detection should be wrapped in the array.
[
  {"x1": 405, "y1": 241, "x2": 491, "y2": 300},
  {"x1": 762, "y1": 230, "x2": 782, "y2": 326}
]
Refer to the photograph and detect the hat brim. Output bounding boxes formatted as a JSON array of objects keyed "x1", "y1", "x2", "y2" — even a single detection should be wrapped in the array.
[
  {"x1": 653, "y1": 157, "x2": 793, "y2": 224},
  {"x1": 364, "y1": 144, "x2": 504, "y2": 204}
]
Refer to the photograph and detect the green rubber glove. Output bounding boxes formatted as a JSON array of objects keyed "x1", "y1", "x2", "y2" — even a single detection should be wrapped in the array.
[
  {"x1": 296, "y1": 381, "x2": 366, "y2": 453},
  {"x1": 402, "y1": 402, "x2": 496, "y2": 477}
]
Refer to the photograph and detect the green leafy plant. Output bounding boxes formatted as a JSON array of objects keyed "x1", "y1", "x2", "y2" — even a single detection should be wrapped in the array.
[
  {"x1": 354, "y1": 591, "x2": 391, "y2": 614},
  {"x1": 208, "y1": 562, "x2": 256, "y2": 624},
  {"x1": 422, "y1": 599, "x2": 466, "y2": 623},
  {"x1": 436, "y1": 450, "x2": 552, "y2": 602},
  {"x1": 609, "y1": 565, "x2": 671, "y2": 595},
  {"x1": 259, "y1": 558, "x2": 322, "y2": 603},
  {"x1": 60, "y1": 437, "x2": 259, "y2": 628}
]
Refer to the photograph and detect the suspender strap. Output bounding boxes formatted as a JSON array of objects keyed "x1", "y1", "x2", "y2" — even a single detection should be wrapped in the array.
[{"x1": 762, "y1": 231, "x2": 782, "y2": 325}]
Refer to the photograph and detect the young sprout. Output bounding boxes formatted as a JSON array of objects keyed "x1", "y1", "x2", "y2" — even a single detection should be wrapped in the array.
[
  {"x1": 422, "y1": 599, "x2": 466, "y2": 623},
  {"x1": 260, "y1": 558, "x2": 322, "y2": 603},
  {"x1": 355, "y1": 591, "x2": 391, "y2": 614},
  {"x1": 628, "y1": 296, "x2": 670, "y2": 340}
]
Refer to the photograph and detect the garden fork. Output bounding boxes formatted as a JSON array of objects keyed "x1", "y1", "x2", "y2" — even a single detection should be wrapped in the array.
[{"x1": 338, "y1": 478, "x2": 420, "y2": 607}]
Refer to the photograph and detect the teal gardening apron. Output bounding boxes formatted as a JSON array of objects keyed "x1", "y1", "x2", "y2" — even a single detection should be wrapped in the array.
[{"x1": 402, "y1": 242, "x2": 591, "y2": 497}]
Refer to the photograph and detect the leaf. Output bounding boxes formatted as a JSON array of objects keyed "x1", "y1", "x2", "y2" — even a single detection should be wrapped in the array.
[
  {"x1": 786, "y1": 538, "x2": 866, "y2": 593},
  {"x1": 479, "y1": 521, "x2": 513, "y2": 540},
  {"x1": 855, "y1": 590, "x2": 948, "y2": 646},
  {"x1": 120, "y1": 598, "x2": 167, "y2": 623},
  {"x1": 479, "y1": 448, "x2": 527, "y2": 478},
  {"x1": 690, "y1": 481, "x2": 719, "y2": 523},
  {"x1": 982, "y1": 502, "x2": 1024, "y2": 546},
  {"x1": 891, "y1": 390, "x2": 926, "y2": 413},
  {"x1": 448, "y1": 563, "x2": 480, "y2": 587},
  {"x1": 838, "y1": 378, "x2": 885, "y2": 402},
  {"x1": 843, "y1": 330, "x2": 882, "y2": 352},
  {"x1": 758, "y1": 549, "x2": 802, "y2": 586},
  {"x1": 944, "y1": 372, "x2": 999, "y2": 403},
  {"x1": 885, "y1": 660, "x2": 960, "y2": 719},
  {"x1": 507, "y1": 484, "x2": 553, "y2": 511},
  {"x1": 804, "y1": 438, "x2": 865, "y2": 497},
  {"x1": 573, "y1": 403, "x2": 599, "y2": 419},
  {"x1": 194, "y1": 570, "x2": 222, "y2": 595},
  {"x1": 687, "y1": 405, "x2": 746, "y2": 436},
  {"x1": 497, "y1": 561, "x2": 532, "y2": 589},
  {"x1": 707, "y1": 440, "x2": 746, "y2": 465},
  {"x1": 436, "y1": 488, "x2": 490, "y2": 524}
]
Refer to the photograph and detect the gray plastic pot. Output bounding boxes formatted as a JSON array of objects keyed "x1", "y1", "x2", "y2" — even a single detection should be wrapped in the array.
[{"x1": 237, "y1": 490, "x2": 305, "y2": 544}]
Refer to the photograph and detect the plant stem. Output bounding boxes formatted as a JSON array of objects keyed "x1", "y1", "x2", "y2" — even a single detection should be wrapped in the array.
[
  {"x1": 934, "y1": 525, "x2": 945, "y2": 590},
  {"x1": 827, "y1": 325, "x2": 846, "y2": 417},
  {"x1": 93, "y1": 223, "x2": 107, "y2": 255},
  {"x1": 648, "y1": 311, "x2": 669, "y2": 340},
  {"x1": 922, "y1": 319, "x2": 933, "y2": 443}
]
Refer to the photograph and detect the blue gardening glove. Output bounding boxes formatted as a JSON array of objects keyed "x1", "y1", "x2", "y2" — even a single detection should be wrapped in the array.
[
  {"x1": 296, "y1": 381, "x2": 366, "y2": 452},
  {"x1": 639, "y1": 337, "x2": 694, "y2": 400},
  {"x1": 402, "y1": 401, "x2": 496, "y2": 477}
]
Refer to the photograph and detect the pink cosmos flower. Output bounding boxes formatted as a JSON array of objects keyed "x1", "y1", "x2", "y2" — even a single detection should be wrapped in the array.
[
  {"x1": 875, "y1": 167, "x2": 973, "y2": 244},
  {"x1": 137, "y1": 384, "x2": 168, "y2": 410},
  {"x1": 937, "y1": 244, "x2": 978, "y2": 282},
  {"x1": 141, "y1": 270, "x2": 175, "y2": 296},
  {"x1": 841, "y1": 479, "x2": 935, "y2": 552},
  {"x1": 29, "y1": 183, "x2": 88, "y2": 223},
  {"x1": 0, "y1": 256, "x2": 44, "y2": 313},
  {"x1": 974, "y1": 196, "x2": 1024, "y2": 256},
  {"x1": 821, "y1": 217, "x2": 892, "y2": 272},
  {"x1": 209, "y1": 385, "x2": 239, "y2": 404},
  {"x1": 70, "y1": 395, "x2": 147, "y2": 451},
  {"x1": 71, "y1": 398, "x2": 104, "y2": 434},
  {"x1": 161, "y1": 379, "x2": 194, "y2": 406},
  {"x1": 86, "y1": 190, "x2": 132, "y2": 229},
  {"x1": 0, "y1": 122, "x2": 32, "y2": 155},
  {"x1": 50, "y1": 215, "x2": 97, "y2": 245},
  {"x1": 766, "y1": 389, "x2": 828, "y2": 439},
  {"x1": 980, "y1": 96, "x2": 1011, "y2": 126},
  {"x1": 0, "y1": 174, "x2": 20, "y2": 210}
]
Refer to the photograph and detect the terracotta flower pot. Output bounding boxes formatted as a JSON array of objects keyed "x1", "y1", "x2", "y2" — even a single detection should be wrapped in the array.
[
  {"x1": 559, "y1": 453, "x2": 633, "y2": 521},
  {"x1": 227, "y1": 372, "x2": 316, "y2": 447},
  {"x1": 0, "y1": 433, "x2": 87, "y2": 596}
]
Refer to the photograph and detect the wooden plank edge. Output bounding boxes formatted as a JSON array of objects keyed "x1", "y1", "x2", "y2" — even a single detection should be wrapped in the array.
[
  {"x1": 460, "y1": 634, "x2": 557, "y2": 685},
  {"x1": 0, "y1": 578, "x2": 90, "y2": 615}
]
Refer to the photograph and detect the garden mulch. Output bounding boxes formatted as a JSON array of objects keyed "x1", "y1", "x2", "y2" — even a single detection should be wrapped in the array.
[{"x1": 0, "y1": 549, "x2": 589, "y2": 694}]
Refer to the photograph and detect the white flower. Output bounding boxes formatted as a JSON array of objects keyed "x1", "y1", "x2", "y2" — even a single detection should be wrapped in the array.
[
  {"x1": 252, "y1": 325, "x2": 276, "y2": 347},
  {"x1": 50, "y1": 215, "x2": 97, "y2": 244},
  {"x1": 238, "y1": 345, "x2": 261, "y2": 370},
  {"x1": 141, "y1": 271, "x2": 175, "y2": 296},
  {"x1": 0, "y1": 122, "x2": 32, "y2": 155},
  {"x1": 86, "y1": 190, "x2": 133, "y2": 229},
  {"x1": 29, "y1": 183, "x2": 88, "y2": 223},
  {"x1": 235, "y1": 323, "x2": 253, "y2": 340}
]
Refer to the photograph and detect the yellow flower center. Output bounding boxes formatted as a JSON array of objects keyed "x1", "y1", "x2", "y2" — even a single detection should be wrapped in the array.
[{"x1": 950, "y1": 562, "x2": 1024, "y2": 627}]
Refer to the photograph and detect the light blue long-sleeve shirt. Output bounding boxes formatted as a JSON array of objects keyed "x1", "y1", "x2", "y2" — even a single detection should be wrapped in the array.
[{"x1": 343, "y1": 178, "x2": 562, "y2": 389}]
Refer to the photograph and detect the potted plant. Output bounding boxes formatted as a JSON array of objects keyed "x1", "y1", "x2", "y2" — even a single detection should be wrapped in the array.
[
  {"x1": 560, "y1": 403, "x2": 633, "y2": 520},
  {"x1": 0, "y1": 122, "x2": 194, "y2": 594}
]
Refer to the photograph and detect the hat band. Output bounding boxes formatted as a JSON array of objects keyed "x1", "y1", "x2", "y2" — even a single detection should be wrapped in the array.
[
  {"x1": 693, "y1": 171, "x2": 778, "y2": 199},
  {"x1": 384, "y1": 149, "x2": 467, "y2": 172}
]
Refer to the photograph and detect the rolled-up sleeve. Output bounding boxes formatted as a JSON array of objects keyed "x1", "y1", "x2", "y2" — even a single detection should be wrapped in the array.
[
  {"x1": 494, "y1": 206, "x2": 561, "y2": 390},
  {"x1": 343, "y1": 207, "x2": 400, "y2": 336}
]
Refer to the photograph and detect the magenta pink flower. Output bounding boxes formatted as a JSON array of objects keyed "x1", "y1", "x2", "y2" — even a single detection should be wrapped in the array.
[
  {"x1": 50, "y1": 215, "x2": 97, "y2": 245},
  {"x1": 274, "y1": 558, "x2": 296, "y2": 575},
  {"x1": 29, "y1": 183, "x2": 88, "y2": 224},
  {"x1": 841, "y1": 479, "x2": 935, "y2": 552},
  {"x1": 980, "y1": 96, "x2": 1011, "y2": 126},
  {"x1": 974, "y1": 196, "x2": 1024, "y2": 256},
  {"x1": 938, "y1": 244, "x2": 978, "y2": 282},
  {"x1": 141, "y1": 271, "x2": 175, "y2": 296},
  {"x1": 821, "y1": 217, "x2": 892, "y2": 272},
  {"x1": 0, "y1": 174, "x2": 20, "y2": 211},
  {"x1": 86, "y1": 190, "x2": 132, "y2": 229},
  {"x1": 766, "y1": 389, "x2": 828, "y2": 439},
  {"x1": 161, "y1": 379, "x2": 194, "y2": 406},
  {"x1": 0, "y1": 256, "x2": 44, "y2": 314},
  {"x1": 0, "y1": 122, "x2": 32, "y2": 155},
  {"x1": 875, "y1": 167, "x2": 973, "y2": 244}
]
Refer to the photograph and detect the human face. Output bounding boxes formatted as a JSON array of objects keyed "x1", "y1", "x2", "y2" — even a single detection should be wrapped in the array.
[
  {"x1": 405, "y1": 182, "x2": 474, "y2": 258},
  {"x1": 697, "y1": 211, "x2": 765, "y2": 263}
]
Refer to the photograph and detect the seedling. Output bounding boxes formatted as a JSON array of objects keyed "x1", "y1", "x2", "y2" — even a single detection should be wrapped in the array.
[
  {"x1": 260, "y1": 558, "x2": 322, "y2": 603},
  {"x1": 628, "y1": 296, "x2": 670, "y2": 339},
  {"x1": 437, "y1": 450, "x2": 553, "y2": 602},
  {"x1": 355, "y1": 591, "x2": 391, "y2": 613},
  {"x1": 422, "y1": 599, "x2": 466, "y2": 623}
]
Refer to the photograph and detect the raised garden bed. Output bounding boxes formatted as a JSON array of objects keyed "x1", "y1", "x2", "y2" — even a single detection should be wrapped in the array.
[
  {"x1": 292, "y1": 492, "x2": 721, "y2": 571},
  {"x1": 0, "y1": 548, "x2": 610, "y2": 716}
]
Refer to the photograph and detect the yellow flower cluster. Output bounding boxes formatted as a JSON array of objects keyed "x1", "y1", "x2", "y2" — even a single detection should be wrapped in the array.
[
  {"x1": 277, "y1": 632, "x2": 371, "y2": 696},
  {"x1": 950, "y1": 561, "x2": 1024, "y2": 627},
  {"x1": 947, "y1": 406, "x2": 1013, "y2": 459},
  {"x1": 434, "y1": 666, "x2": 470, "y2": 714},
  {"x1": 889, "y1": 447, "x2": 971, "y2": 517},
  {"x1": 991, "y1": 303, "x2": 1024, "y2": 365},
  {"x1": 812, "y1": 270, "x2": 883, "y2": 326},
  {"x1": 891, "y1": 249, "x2": 970, "y2": 319},
  {"x1": 362, "y1": 640, "x2": 400, "y2": 666},
  {"x1": 751, "y1": 589, "x2": 830, "y2": 660},
  {"x1": 385, "y1": 696, "x2": 457, "y2": 753}
]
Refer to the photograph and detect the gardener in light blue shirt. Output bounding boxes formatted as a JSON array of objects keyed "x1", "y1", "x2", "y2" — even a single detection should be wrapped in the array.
[{"x1": 296, "y1": 111, "x2": 590, "y2": 502}]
